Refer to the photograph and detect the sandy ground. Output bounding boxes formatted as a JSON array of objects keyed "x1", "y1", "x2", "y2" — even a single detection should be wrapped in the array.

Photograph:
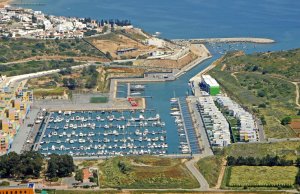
[
  {"x1": 0, "y1": 0, "x2": 10, "y2": 7},
  {"x1": 92, "y1": 34, "x2": 155, "y2": 59}
]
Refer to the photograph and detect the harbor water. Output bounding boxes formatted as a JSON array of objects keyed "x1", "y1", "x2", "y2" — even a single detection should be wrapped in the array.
[{"x1": 21, "y1": 0, "x2": 300, "y2": 156}]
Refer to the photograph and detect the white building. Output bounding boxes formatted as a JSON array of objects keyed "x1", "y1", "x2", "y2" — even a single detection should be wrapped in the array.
[
  {"x1": 216, "y1": 96, "x2": 257, "y2": 142},
  {"x1": 198, "y1": 96, "x2": 231, "y2": 147}
]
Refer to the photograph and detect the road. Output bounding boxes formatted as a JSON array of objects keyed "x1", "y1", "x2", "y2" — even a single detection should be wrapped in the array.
[
  {"x1": 10, "y1": 108, "x2": 40, "y2": 154},
  {"x1": 292, "y1": 82, "x2": 300, "y2": 108},
  {"x1": 256, "y1": 118, "x2": 266, "y2": 142},
  {"x1": 185, "y1": 156, "x2": 210, "y2": 190}
]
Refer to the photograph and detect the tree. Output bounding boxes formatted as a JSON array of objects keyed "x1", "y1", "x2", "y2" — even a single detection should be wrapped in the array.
[
  {"x1": 0, "y1": 151, "x2": 43, "y2": 179},
  {"x1": 105, "y1": 52, "x2": 113, "y2": 60},
  {"x1": 59, "y1": 67, "x2": 72, "y2": 75},
  {"x1": 46, "y1": 159, "x2": 58, "y2": 179},
  {"x1": 296, "y1": 170, "x2": 300, "y2": 185},
  {"x1": 296, "y1": 158, "x2": 300, "y2": 167},
  {"x1": 257, "y1": 90, "x2": 266, "y2": 97},
  {"x1": 227, "y1": 156, "x2": 236, "y2": 166},
  {"x1": 117, "y1": 161, "x2": 131, "y2": 174},
  {"x1": 297, "y1": 110, "x2": 300, "y2": 116},
  {"x1": 281, "y1": 116, "x2": 291, "y2": 125},
  {"x1": 63, "y1": 78, "x2": 77, "y2": 90},
  {"x1": 19, "y1": 151, "x2": 43, "y2": 178},
  {"x1": 75, "y1": 170, "x2": 83, "y2": 182},
  {"x1": 46, "y1": 154, "x2": 75, "y2": 179}
]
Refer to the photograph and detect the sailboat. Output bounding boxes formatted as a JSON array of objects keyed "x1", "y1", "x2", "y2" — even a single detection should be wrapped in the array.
[{"x1": 170, "y1": 91, "x2": 178, "y2": 103}]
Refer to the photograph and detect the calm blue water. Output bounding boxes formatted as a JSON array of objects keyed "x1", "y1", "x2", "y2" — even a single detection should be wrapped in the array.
[
  {"x1": 22, "y1": 0, "x2": 300, "y2": 155},
  {"x1": 16, "y1": 0, "x2": 300, "y2": 49}
]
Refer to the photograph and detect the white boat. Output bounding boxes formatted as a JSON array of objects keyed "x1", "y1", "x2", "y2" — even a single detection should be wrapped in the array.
[
  {"x1": 170, "y1": 98, "x2": 178, "y2": 103},
  {"x1": 131, "y1": 92, "x2": 141, "y2": 95},
  {"x1": 170, "y1": 111, "x2": 181, "y2": 116},
  {"x1": 64, "y1": 124, "x2": 69, "y2": 129}
]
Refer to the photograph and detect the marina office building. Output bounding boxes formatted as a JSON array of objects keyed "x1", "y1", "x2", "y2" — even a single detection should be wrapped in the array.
[
  {"x1": 0, "y1": 76, "x2": 33, "y2": 155},
  {"x1": 200, "y1": 75, "x2": 220, "y2": 96}
]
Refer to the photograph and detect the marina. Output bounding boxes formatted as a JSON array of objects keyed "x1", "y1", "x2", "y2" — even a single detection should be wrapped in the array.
[{"x1": 34, "y1": 109, "x2": 170, "y2": 157}]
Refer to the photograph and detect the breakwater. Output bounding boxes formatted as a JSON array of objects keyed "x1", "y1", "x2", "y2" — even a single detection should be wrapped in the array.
[{"x1": 172, "y1": 37, "x2": 275, "y2": 44}]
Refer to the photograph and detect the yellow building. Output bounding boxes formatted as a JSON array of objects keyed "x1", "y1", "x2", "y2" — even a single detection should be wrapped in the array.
[
  {"x1": 0, "y1": 78, "x2": 33, "y2": 155},
  {"x1": 0, "y1": 185, "x2": 35, "y2": 194}
]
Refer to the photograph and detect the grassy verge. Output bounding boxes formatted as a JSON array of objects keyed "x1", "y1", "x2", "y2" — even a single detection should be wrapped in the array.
[
  {"x1": 197, "y1": 155, "x2": 223, "y2": 187},
  {"x1": 33, "y1": 87, "x2": 66, "y2": 97},
  {"x1": 90, "y1": 96, "x2": 108, "y2": 103},
  {"x1": 98, "y1": 156, "x2": 199, "y2": 189},
  {"x1": 228, "y1": 166, "x2": 297, "y2": 187}
]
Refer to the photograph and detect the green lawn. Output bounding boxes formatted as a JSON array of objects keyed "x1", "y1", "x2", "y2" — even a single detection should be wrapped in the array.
[
  {"x1": 90, "y1": 96, "x2": 108, "y2": 103},
  {"x1": 33, "y1": 87, "x2": 66, "y2": 97},
  {"x1": 98, "y1": 156, "x2": 199, "y2": 189},
  {"x1": 197, "y1": 155, "x2": 223, "y2": 187},
  {"x1": 228, "y1": 166, "x2": 298, "y2": 187}
]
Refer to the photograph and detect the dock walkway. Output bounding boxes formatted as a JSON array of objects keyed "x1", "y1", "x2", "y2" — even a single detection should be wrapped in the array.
[{"x1": 178, "y1": 97, "x2": 201, "y2": 154}]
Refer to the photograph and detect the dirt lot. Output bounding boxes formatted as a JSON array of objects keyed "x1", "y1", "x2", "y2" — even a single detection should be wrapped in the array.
[
  {"x1": 142, "y1": 52, "x2": 197, "y2": 69},
  {"x1": 92, "y1": 33, "x2": 155, "y2": 59},
  {"x1": 290, "y1": 118, "x2": 300, "y2": 136}
]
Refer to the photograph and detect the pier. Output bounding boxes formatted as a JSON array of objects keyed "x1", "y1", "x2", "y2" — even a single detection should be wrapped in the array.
[
  {"x1": 178, "y1": 97, "x2": 201, "y2": 154},
  {"x1": 10, "y1": 3, "x2": 46, "y2": 6},
  {"x1": 33, "y1": 113, "x2": 51, "y2": 151}
]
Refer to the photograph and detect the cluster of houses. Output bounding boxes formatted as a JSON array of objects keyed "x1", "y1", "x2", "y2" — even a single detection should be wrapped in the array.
[
  {"x1": 0, "y1": 75, "x2": 33, "y2": 155},
  {"x1": 197, "y1": 96, "x2": 231, "y2": 147},
  {"x1": 0, "y1": 6, "x2": 132, "y2": 39},
  {"x1": 216, "y1": 96, "x2": 258, "y2": 142}
]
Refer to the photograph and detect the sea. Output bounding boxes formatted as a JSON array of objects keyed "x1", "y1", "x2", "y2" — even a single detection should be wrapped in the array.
[{"x1": 16, "y1": 0, "x2": 300, "y2": 154}]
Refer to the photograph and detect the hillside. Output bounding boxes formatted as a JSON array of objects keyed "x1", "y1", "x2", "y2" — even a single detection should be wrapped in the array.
[{"x1": 209, "y1": 49, "x2": 300, "y2": 138}]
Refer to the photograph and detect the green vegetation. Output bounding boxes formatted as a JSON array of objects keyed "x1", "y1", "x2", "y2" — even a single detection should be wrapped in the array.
[
  {"x1": 227, "y1": 155, "x2": 293, "y2": 166},
  {"x1": 39, "y1": 190, "x2": 290, "y2": 194},
  {"x1": 81, "y1": 65, "x2": 99, "y2": 89},
  {"x1": 90, "y1": 96, "x2": 108, "y2": 103},
  {"x1": 0, "y1": 151, "x2": 43, "y2": 179},
  {"x1": 209, "y1": 49, "x2": 300, "y2": 138},
  {"x1": 226, "y1": 141, "x2": 300, "y2": 161},
  {"x1": 99, "y1": 156, "x2": 199, "y2": 189},
  {"x1": 281, "y1": 116, "x2": 292, "y2": 125},
  {"x1": 75, "y1": 170, "x2": 83, "y2": 182},
  {"x1": 0, "y1": 38, "x2": 106, "y2": 62},
  {"x1": 0, "y1": 181, "x2": 10, "y2": 186},
  {"x1": 0, "y1": 59, "x2": 81, "y2": 76},
  {"x1": 216, "y1": 103, "x2": 240, "y2": 142},
  {"x1": 46, "y1": 154, "x2": 75, "y2": 180},
  {"x1": 228, "y1": 166, "x2": 298, "y2": 187},
  {"x1": 197, "y1": 155, "x2": 223, "y2": 187},
  {"x1": 33, "y1": 87, "x2": 66, "y2": 97}
]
